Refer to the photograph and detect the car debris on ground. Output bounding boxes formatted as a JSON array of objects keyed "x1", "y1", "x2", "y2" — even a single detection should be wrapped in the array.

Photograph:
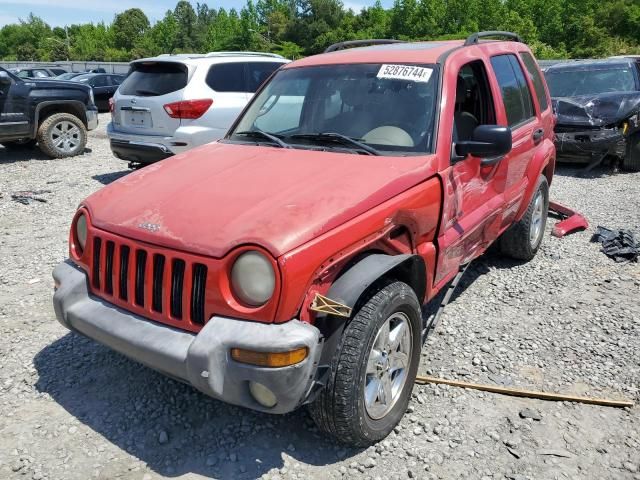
[
  {"x1": 591, "y1": 226, "x2": 639, "y2": 262},
  {"x1": 10, "y1": 189, "x2": 51, "y2": 205}
]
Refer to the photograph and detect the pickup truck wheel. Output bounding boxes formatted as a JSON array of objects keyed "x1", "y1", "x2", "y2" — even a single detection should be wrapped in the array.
[
  {"x1": 499, "y1": 175, "x2": 549, "y2": 261},
  {"x1": 37, "y1": 113, "x2": 87, "y2": 158},
  {"x1": 308, "y1": 281, "x2": 421, "y2": 446},
  {"x1": 623, "y1": 132, "x2": 640, "y2": 172}
]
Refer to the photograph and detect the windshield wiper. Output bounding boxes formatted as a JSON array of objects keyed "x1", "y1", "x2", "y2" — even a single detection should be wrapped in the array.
[
  {"x1": 290, "y1": 132, "x2": 380, "y2": 155},
  {"x1": 235, "y1": 130, "x2": 291, "y2": 148}
]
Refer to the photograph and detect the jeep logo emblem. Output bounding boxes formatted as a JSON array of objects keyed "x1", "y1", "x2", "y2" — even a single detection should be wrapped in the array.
[{"x1": 138, "y1": 222, "x2": 160, "y2": 232}]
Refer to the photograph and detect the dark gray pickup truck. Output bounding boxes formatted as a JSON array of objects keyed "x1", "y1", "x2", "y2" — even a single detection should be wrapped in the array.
[{"x1": 0, "y1": 66, "x2": 98, "y2": 158}]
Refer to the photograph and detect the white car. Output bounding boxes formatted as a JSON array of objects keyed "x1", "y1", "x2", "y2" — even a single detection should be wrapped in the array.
[{"x1": 108, "y1": 52, "x2": 289, "y2": 165}]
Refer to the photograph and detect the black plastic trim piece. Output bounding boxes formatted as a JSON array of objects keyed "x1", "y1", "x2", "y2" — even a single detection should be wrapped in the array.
[
  {"x1": 324, "y1": 39, "x2": 405, "y2": 53},
  {"x1": 464, "y1": 31, "x2": 523, "y2": 46}
]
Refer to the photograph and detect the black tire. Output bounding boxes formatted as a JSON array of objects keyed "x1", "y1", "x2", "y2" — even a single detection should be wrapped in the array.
[
  {"x1": 1, "y1": 138, "x2": 37, "y2": 149},
  {"x1": 36, "y1": 113, "x2": 87, "y2": 158},
  {"x1": 308, "y1": 281, "x2": 422, "y2": 446},
  {"x1": 623, "y1": 132, "x2": 640, "y2": 172},
  {"x1": 499, "y1": 175, "x2": 549, "y2": 261}
]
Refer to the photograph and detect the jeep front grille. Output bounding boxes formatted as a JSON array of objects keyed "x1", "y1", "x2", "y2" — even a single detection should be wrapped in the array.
[{"x1": 88, "y1": 231, "x2": 210, "y2": 331}]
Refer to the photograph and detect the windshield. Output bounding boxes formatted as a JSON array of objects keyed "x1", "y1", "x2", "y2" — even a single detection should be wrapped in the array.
[
  {"x1": 546, "y1": 66, "x2": 637, "y2": 97},
  {"x1": 230, "y1": 63, "x2": 438, "y2": 155}
]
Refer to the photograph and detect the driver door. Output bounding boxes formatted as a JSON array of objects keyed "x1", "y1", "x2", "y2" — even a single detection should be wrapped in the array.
[
  {"x1": 0, "y1": 69, "x2": 30, "y2": 138},
  {"x1": 434, "y1": 56, "x2": 512, "y2": 288}
]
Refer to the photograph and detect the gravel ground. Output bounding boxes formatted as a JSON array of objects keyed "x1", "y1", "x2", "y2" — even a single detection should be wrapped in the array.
[{"x1": 1, "y1": 115, "x2": 639, "y2": 480}]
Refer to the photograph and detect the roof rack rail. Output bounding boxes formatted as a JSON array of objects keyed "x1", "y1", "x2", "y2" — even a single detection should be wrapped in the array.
[
  {"x1": 204, "y1": 51, "x2": 284, "y2": 58},
  {"x1": 464, "y1": 31, "x2": 523, "y2": 46},
  {"x1": 156, "y1": 53, "x2": 206, "y2": 58},
  {"x1": 324, "y1": 39, "x2": 406, "y2": 53}
]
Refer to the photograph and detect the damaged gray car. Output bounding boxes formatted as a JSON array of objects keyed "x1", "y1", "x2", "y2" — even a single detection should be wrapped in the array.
[{"x1": 545, "y1": 58, "x2": 640, "y2": 172}]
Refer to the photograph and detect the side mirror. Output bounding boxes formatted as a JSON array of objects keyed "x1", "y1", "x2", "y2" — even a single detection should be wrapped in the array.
[
  {"x1": 0, "y1": 71, "x2": 12, "y2": 85},
  {"x1": 455, "y1": 125, "x2": 512, "y2": 159}
]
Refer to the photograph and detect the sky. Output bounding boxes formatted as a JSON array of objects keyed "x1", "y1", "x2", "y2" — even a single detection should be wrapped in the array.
[{"x1": 0, "y1": 0, "x2": 391, "y2": 28}]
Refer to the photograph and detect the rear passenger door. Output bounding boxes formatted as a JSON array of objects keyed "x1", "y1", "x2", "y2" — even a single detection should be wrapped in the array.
[
  {"x1": 205, "y1": 62, "x2": 250, "y2": 131},
  {"x1": 488, "y1": 54, "x2": 541, "y2": 228}
]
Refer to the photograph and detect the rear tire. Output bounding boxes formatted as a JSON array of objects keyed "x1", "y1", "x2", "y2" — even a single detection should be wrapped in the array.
[
  {"x1": 308, "y1": 281, "x2": 422, "y2": 446},
  {"x1": 623, "y1": 132, "x2": 640, "y2": 172},
  {"x1": 37, "y1": 113, "x2": 87, "y2": 158},
  {"x1": 499, "y1": 175, "x2": 549, "y2": 261}
]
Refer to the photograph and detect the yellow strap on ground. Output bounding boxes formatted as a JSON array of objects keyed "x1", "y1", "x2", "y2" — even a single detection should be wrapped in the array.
[{"x1": 414, "y1": 375, "x2": 634, "y2": 408}]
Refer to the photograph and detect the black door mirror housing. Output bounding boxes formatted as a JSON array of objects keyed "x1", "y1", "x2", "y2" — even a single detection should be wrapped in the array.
[
  {"x1": 0, "y1": 71, "x2": 12, "y2": 85},
  {"x1": 455, "y1": 125, "x2": 512, "y2": 159}
]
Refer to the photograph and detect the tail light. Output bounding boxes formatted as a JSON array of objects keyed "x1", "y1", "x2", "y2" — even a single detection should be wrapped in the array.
[
  {"x1": 108, "y1": 97, "x2": 114, "y2": 114},
  {"x1": 163, "y1": 99, "x2": 213, "y2": 119}
]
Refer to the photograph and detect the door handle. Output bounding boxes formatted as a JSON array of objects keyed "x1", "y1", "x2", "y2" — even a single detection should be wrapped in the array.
[{"x1": 532, "y1": 128, "x2": 544, "y2": 144}]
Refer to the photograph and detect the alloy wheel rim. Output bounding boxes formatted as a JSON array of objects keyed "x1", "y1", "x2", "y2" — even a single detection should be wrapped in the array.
[
  {"x1": 50, "y1": 121, "x2": 81, "y2": 153},
  {"x1": 529, "y1": 189, "x2": 545, "y2": 247},
  {"x1": 364, "y1": 311, "x2": 412, "y2": 420}
]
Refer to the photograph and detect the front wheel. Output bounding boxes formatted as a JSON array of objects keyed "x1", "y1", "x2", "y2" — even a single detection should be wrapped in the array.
[
  {"x1": 37, "y1": 113, "x2": 87, "y2": 158},
  {"x1": 499, "y1": 175, "x2": 549, "y2": 261},
  {"x1": 308, "y1": 281, "x2": 422, "y2": 446}
]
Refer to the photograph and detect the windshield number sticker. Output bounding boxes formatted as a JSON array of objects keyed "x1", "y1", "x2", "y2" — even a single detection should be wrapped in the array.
[{"x1": 377, "y1": 64, "x2": 433, "y2": 83}]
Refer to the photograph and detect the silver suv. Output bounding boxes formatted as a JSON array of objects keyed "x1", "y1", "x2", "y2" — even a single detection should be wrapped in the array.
[{"x1": 108, "y1": 52, "x2": 289, "y2": 165}]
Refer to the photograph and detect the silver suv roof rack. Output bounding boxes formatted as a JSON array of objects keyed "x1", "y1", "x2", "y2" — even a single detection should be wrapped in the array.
[{"x1": 204, "y1": 51, "x2": 284, "y2": 58}]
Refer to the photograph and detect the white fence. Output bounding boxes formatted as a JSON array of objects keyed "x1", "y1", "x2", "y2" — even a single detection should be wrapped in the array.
[{"x1": 0, "y1": 61, "x2": 130, "y2": 74}]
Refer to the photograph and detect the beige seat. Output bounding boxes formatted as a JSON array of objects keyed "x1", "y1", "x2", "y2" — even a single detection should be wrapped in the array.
[{"x1": 362, "y1": 126, "x2": 414, "y2": 147}]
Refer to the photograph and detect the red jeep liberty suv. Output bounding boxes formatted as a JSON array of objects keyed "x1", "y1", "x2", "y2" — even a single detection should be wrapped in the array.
[{"x1": 53, "y1": 32, "x2": 555, "y2": 446}]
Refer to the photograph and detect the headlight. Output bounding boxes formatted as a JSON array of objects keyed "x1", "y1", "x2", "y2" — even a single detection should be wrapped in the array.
[
  {"x1": 231, "y1": 251, "x2": 275, "y2": 306},
  {"x1": 76, "y1": 214, "x2": 87, "y2": 251}
]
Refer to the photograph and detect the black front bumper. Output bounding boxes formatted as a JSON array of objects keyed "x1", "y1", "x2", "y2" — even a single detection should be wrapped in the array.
[{"x1": 110, "y1": 139, "x2": 173, "y2": 164}]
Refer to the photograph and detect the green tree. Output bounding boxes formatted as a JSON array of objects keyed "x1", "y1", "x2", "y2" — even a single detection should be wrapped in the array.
[{"x1": 112, "y1": 8, "x2": 149, "y2": 51}]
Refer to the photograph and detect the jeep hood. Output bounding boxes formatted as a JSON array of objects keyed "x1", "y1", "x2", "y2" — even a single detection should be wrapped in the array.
[
  {"x1": 552, "y1": 91, "x2": 640, "y2": 128},
  {"x1": 84, "y1": 143, "x2": 435, "y2": 258}
]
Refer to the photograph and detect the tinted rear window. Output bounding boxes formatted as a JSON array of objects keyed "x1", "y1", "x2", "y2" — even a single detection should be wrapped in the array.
[
  {"x1": 520, "y1": 52, "x2": 549, "y2": 111},
  {"x1": 119, "y1": 62, "x2": 187, "y2": 97},
  {"x1": 206, "y1": 63, "x2": 246, "y2": 92},
  {"x1": 491, "y1": 54, "x2": 535, "y2": 127}
]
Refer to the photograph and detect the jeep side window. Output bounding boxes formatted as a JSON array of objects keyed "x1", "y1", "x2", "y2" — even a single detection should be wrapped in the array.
[
  {"x1": 453, "y1": 61, "x2": 496, "y2": 142},
  {"x1": 490, "y1": 54, "x2": 535, "y2": 127},
  {"x1": 519, "y1": 52, "x2": 549, "y2": 111}
]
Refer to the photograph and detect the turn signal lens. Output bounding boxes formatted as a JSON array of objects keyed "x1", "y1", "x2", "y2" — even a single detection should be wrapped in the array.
[{"x1": 231, "y1": 347, "x2": 308, "y2": 368}]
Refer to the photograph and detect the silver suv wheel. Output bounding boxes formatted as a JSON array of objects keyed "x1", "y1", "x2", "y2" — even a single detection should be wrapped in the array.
[{"x1": 364, "y1": 311, "x2": 412, "y2": 420}]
